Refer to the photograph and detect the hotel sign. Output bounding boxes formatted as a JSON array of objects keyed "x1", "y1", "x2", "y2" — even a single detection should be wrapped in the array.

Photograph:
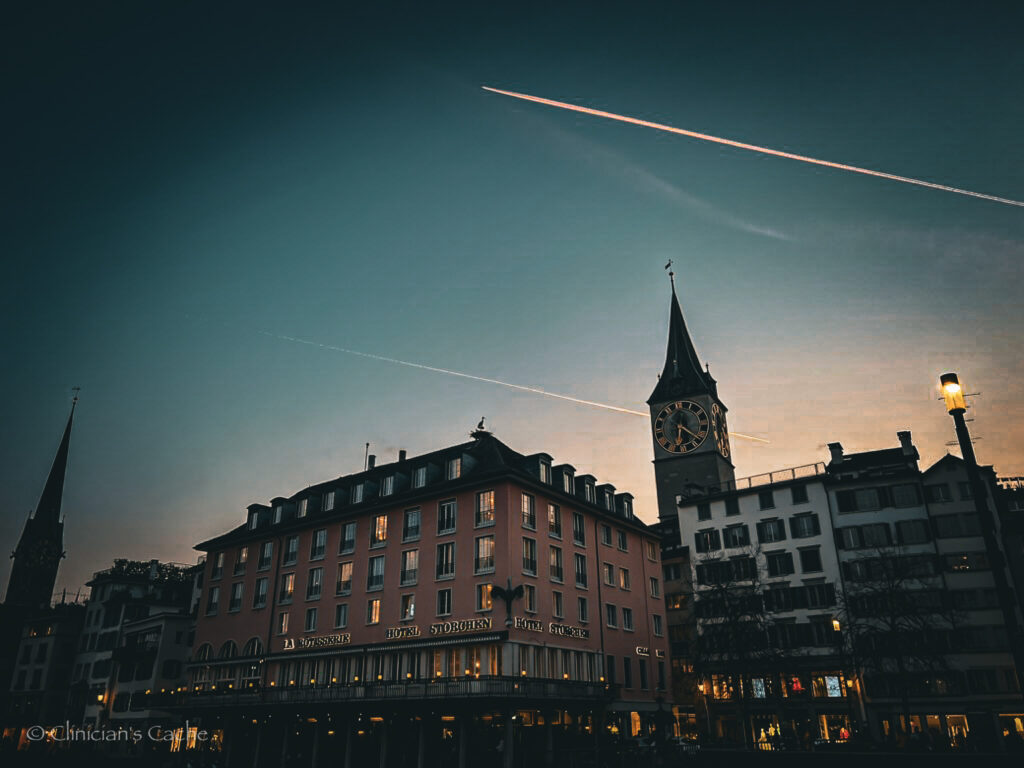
[
  {"x1": 282, "y1": 633, "x2": 351, "y2": 651},
  {"x1": 429, "y1": 618, "x2": 492, "y2": 636},
  {"x1": 514, "y1": 617, "x2": 544, "y2": 632},
  {"x1": 635, "y1": 646, "x2": 650, "y2": 657},
  {"x1": 385, "y1": 626, "x2": 422, "y2": 640},
  {"x1": 549, "y1": 623, "x2": 590, "y2": 640}
]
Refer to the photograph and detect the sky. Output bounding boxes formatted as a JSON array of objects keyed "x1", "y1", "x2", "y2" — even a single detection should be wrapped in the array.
[{"x1": 2, "y1": 1, "x2": 1022, "y2": 599}]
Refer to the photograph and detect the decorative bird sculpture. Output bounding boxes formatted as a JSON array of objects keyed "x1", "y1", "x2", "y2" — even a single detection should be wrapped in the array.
[{"x1": 491, "y1": 578, "x2": 524, "y2": 627}]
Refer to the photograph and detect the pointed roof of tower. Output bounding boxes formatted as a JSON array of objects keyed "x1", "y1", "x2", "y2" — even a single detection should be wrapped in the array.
[
  {"x1": 647, "y1": 284, "x2": 716, "y2": 404},
  {"x1": 33, "y1": 396, "x2": 76, "y2": 526}
]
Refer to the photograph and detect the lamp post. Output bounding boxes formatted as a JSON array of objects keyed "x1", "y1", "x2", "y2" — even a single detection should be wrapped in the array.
[
  {"x1": 696, "y1": 681, "x2": 712, "y2": 740},
  {"x1": 939, "y1": 373, "x2": 1024, "y2": 700}
]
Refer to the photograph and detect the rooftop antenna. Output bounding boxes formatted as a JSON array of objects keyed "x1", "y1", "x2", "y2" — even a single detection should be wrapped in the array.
[{"x1": 364, "y1": 443, "x2": 370, "y2": 471}]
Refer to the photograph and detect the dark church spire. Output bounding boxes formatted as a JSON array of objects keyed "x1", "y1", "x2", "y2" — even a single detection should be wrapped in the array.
[
  {"x1": 647, "y1": 273, "x2": 716, "y2": 405},
  {"x1": 5, "y1": 394, "x2": 76, "y2": 609}
]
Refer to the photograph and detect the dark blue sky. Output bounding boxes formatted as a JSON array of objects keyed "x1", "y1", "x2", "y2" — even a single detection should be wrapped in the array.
[{"x1": 3, "y1": 1, "x2": 1022, "y2": 597}]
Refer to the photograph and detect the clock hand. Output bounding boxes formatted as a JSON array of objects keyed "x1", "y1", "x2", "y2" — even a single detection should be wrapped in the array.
[{"x1": 678, "y1": 423, "x2": 701, "y2": 439}]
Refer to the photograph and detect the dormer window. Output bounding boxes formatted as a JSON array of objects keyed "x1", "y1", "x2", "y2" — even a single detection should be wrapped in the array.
[
  {"x1": 248, "y1": 512, "x2": 258, "y2": 530},
  {"x1": 623, "y1": 499, "x2": 633, "y2": 518},
  {"x1": 273, "y1": 505, "x2": 283, "y2": 524},
  {"x1": 413, "y1": 467, "x2": 427, "y2": 489},
  {"x1": 447, "y1": 458, "x2": 461, "y2": 480},
  {"x1": 351, "y1": 484, "x2": 364, "y2": 504},
  {"x1": 540, "y1": 461, "x2": 552, "y2": 484},
  {"x1": 297, "y1": 498, "x2": 308, "y2": 518},
  {"x1": 381, "y1": 475, "x2": 395, "y2": 497},
  {"x1": 563, "y1": 473, "x2": 574, "y2": 494},
  {"x1": 604, "y1": 491, "x2": 613, "y2": 510},
  {"x1": 585, "y1": 484, "x2": 595, "y2": 504},
  {"x1": 323, "y1": 491, "x2": 335, "y2": 512}
]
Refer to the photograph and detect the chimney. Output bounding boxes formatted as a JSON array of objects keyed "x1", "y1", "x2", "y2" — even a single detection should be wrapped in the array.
[
  {"x1": 367, "y1": 454, "x2": 376, "y2": 469},
  {"x1": 897, "y1": 430, "x2": 914, "y2": 456},
  {"x1": 827, "y1": 442, "x2": 844, "y2": 464},
  {"x1": 399, "y1": 449, "x2": 407, "y2": 463},
  {"x1": 149, "y1": 559, "x2": 159, "y2": 580}
]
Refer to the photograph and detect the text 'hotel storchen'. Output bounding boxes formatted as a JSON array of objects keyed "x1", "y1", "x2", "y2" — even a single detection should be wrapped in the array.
[{"x1": 185, "y1": 424, "x2": 669, "y2": 768}]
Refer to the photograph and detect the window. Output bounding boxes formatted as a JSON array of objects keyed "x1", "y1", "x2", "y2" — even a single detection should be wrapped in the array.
[
  {"x1": 653, "y1": 614, "x2": 664, "y2": 636},
  {"x1": 323, "y1": 490, "x2": 336, "y2": 511},
  {"x1": 574, "y1": 553, "x2": 588, "y2": 587},
  {"x1": 304, "y1": 607, "x2": 318, "y2": 632},
  {"x1": 297, "y1": 498, "x2": 308, "y2": 518},
  {"x1": 206, "y1": 586, "x2": 220, "y2": 615},
  {"x1": 401, "y1": 550, "x2": 419, "y2": 585},
  {"x1": 521, "y1": 493, "x2": 536, "y2": 529},
  {"x1": 211, "y1": 553, "x2": 224, "y2": 580},
  {"x1": 273, "y1": 505, "x2": 283, "y2": 524},
  {"x1": 935, "y1": 513, "x2": 981, "y2": 538},
  {"x1": 757, "y1": 519, "x2": 787, "y2": 544},
  {"x1": 284, "y1": 536, "x2": 299, "y2": 566},
  {"x1": 758, "y1": 490, "x2": 775, "y2": 510},
  {"x1": 381, "y1": 475, "x2": 395, "y2": 496},
  {"x1": 958, "y1": 482, "x2": 973, "y2": 500},
  {"x1": 334, "y1": 603, "x2": 348, "y2": 629},
  {"x1": 622, "y1": 607, "x2": 634, "y2": 631},
  {"x1": 617, "y1": 530, "x2": 628, "y2": 551},
  {"x1": 799, "y1": 548, "x2": 823, "y2": 573},
  {"x1": 650, "y1": 577, "x2": 661, "y2": 597},
  {"x1": 892, "y1": 483, "x2": 921, "y2": 507},
  {"x1": 725, "y1": 497, "x2": 740, "y2": 516},
  {"x1": 249, "y1": 512, "x2": 258, "y2": 530},
  {"x1": 234, "y1": 547, "x2": 248, "y2": 575},
  {"x1": 943, "y1": 552, "x2": 989, "y2": 572},
  {"x1": 855, "y1": 488, "x2": 881, "y2": 511},
  {"x1": 766, "y1": 552, "x2": 795, "y2": 577},
  {"x1": 572, "y1": 512, "x2": 586, "y2": 545},
  {"x1": 618, "y1": 568, "x2": 631, "y2": 590},
  {"x1": 336, "y1": 562, "x2": 353, "y2": 595},
  {"x1": 310, "y1": 529, "x2": 327, "y2": 560},
  {"x1": 476, "y1": 491, "x2": 495, "y2": 526},
  {"x1": 401, "y1": 594, "x2": 415, "y2": 620},
  {"x1": 258, "y1": 542, "x2": 273, "y2": 570},
  {"x1": 436, "y1": 542, "x2": 455, "y2": 579},
  {"x1": 306, "y1": 567, "x2": 323, "y2": 600},
  {"x1": 253, "y1": 578, "x2": 268, "y2": 609},
  {"x1": 563, "y1": 471, "x2": 574, "y2": 494},
  {"x1": 548, "y1": 504, "x2": 562, "y2": 538},
  {"x1": 475, "y1": 536, "x2": 495, "y2": 573},
  {"x1": 476, "y1": 583, "x2": 493, "y2": 612},
  {"x1": 438, "y1": 499, "x2": 457, "y2": 534},
  {"x1": 367, "y1": 599, "x2": 381, "y2": 624},
  {"x1": 403, "y1": 509, "x2": 421, "y2": 541},
  {"x1": 371, "y1": 514, "x2": 388, "y2": 547},
  {"x1": 339, "y1": 523, "x2": 356, "y2": 554},
  {"x1": 791, "y1": 484, "x2": 809, "y2": 504},
  {"x1": 897, "y1": 519, "x2": 931, "y2": 545},
  {"x1": 549, "y1": 546, "x2": 564, "y2": 582},
  {"x1": 446, "y1": 457, "x2": 461, "y2": 480},
  {"x1": 522, "y1": 538, "x2": 537, "y2": 575},
  {"x1": 925, "y1": 483, "x2": 952, "y2": 503},
  {"x1": 694, "y1": 529, "x2": 721, "y2": 553},
  {"x1": 436, "y1": 588, "x2": 452, "y2": 616},
  {"x1": 790, "y1": 513, "x2": 820, "y2": 539},
  {"x1": 277, "y1": 611, "x2": 289, "y2": 635},
  {"x1": 724, "y1": 524, "x2": 750, "y2": 548},
  {"x1": 584, "y1": 482, "x2": 595, "y2": 503},
  {"x1": 540, "y1": 460, "x2": 551, "y2": 483},
  {"x1": 552, "y1": 590, "x2": 564, "y2": 618},
  {"x1": 600, "y1": 524, "x2": 612, "y2": 546},
  {"x1": 578, "y1": 597, "x2": 589, "y2": 623},
  {"x1": 524, "y1": 584, "x2": 537, "y2": 613},
  {"x1": 367, "y1": 556, "x2": 385, "y2": 590},
  {"x1": 229, "y1": 583, "x2": 243, "y2": 612},
  {"x1": 413, "y1": 466, "x2": 427, "y2": 489},
  {"x1": 606, "y1": 604, "x2": 617, "y2": 627},
  {"x1": 278, "y1": 574, "x2": 295, "y2": 604},
  {"x1": 697, "y1": 502, "x2": 711, "y2": 521},
  {"x1": 350, "y1": 483, "x2": 364, "y2": 504},
  {"x1": 603, "y1": 563, "x2": 615, "y2": 586},
  {"x1": 860, "y1": 522, "x2": 891, "y2": 547}
]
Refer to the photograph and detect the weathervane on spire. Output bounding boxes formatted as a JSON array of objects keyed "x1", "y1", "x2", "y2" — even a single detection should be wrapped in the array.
[
  {"x1": 71, "y1": 386, "x2": 80, "y2": 406},
  {"x1": 664, "y1": 260, "x2": 676, "y2": 292}
]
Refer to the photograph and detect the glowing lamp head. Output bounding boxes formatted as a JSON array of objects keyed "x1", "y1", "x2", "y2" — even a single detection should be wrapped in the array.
[
  {"x1": 697, "y1": 682, "x2": 705, "y2": 694},
  {"x1": 940, "y1": 373, "x2": 966, "y2": 413},
  {"x1": 832, "y1": 619, "x2": 841, "y2": 632}
]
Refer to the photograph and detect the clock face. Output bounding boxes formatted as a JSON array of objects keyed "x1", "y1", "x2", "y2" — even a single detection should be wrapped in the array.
[
  {"x1": 654, "y1": 401, "x2": 710, "y2": 454},
  {"x1": 712, "y1": 403, "x2": 731, "y2": 458}
]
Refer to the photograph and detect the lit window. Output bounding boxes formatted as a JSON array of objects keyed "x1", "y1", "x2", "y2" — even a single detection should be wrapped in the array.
[
  {"x1": 548, "y1": 504, "x2": 562, "y2": 538},
  {"x1": 521, "y1": 493, "x2": 536, "y2": 529},
  {"x1": 277, "y1": 612, "x2": 289, "y2": 635},
  {"x1": 367, "y1": 599, "x2": 381, "y2": 624},
  {"x1": 336, "y1": 562, "x2": 353, "y2": 595},
  {"x1": 476, "y1": 583, "x2": 493, "y2": 611},
  {"x1": 618, "y1": 568, "x2": 630, "y2": 590},
  {"x1": 549, "y1": 546, "x2": 564, "y2": 582},
  {"x1": 278, "y1": 573, "x2": 295, "y2": 604},
  {"x1": 400, "y1": 550, "x2": 419, "y2": 585},
  {"x1": 234, "y1": 546, "x2": 248, "y2": 575},
  {"x1": 371, "y1": 514, "x2": 388, "y2": 547},
  {"x1": 475, "y1": 536, "x2": 495, "y2": 573},
  {"x1": 476, "y1": 491, "x2": 496, "y2": 526}
]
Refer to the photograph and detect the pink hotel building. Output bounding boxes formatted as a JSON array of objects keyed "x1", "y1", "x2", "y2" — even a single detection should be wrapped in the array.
[{"x1": 185, "y1": 427, "x2": 670, "y2": 767}]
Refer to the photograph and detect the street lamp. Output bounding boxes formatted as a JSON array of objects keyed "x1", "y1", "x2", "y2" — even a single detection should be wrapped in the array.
[
  {"x1": 696, "y1": 681, "x2": 712, "y2": 739},
  {"x1": 939, "y1": 372, "x2": 1024, "y2": 700}
]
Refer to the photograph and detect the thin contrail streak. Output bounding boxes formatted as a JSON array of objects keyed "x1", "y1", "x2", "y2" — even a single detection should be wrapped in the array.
[
  {"x1": 258, "y1": 330, "x2": 771, "y2": 443},
  {"x1": 482, "y1": 86, "x2": 1024, "y2": 209}
]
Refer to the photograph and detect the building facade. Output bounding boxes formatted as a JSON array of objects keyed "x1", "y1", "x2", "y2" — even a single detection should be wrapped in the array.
[{"x1": 185, "y1": 429, "x2": 669, "y2": 768}]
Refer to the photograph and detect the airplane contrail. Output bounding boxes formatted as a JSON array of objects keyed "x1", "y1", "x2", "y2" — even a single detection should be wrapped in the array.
[
  {"x1": 258, "y1": 330, "x2": 770, "y2": 443},
  {"x1": 482, "y1": 86, "x2": 1024, "y2": 209}
]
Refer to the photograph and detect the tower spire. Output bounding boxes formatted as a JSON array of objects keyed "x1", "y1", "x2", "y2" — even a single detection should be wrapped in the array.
[
  {"x1": 647, "y1": 275, "x2": 715, "y2": 404},
  {"x1": 34, "y1": 393, "x2": 77, "y2": 526}
]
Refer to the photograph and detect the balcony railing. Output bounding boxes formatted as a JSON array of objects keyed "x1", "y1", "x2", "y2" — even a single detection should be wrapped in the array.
[{"x1": 679, "y1": 462, "x2": 827, "y2": 500}]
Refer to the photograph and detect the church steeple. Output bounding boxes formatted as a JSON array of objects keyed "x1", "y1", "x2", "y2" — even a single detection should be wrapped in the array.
[
  {"x1": 647, "y1": 277, "x2": 717, "y2": 405},
  {"x1": 5, "y1": 395, "x2": 76, "y2": 609}
]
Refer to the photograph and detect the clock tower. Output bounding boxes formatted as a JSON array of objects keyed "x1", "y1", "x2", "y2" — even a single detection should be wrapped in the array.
[
  {"x1": 648, "y1": 278, "x2": 734, "y2": 520},
  {"x1": 5, "y1": 396, "x2": 76, "y2": 609}
]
